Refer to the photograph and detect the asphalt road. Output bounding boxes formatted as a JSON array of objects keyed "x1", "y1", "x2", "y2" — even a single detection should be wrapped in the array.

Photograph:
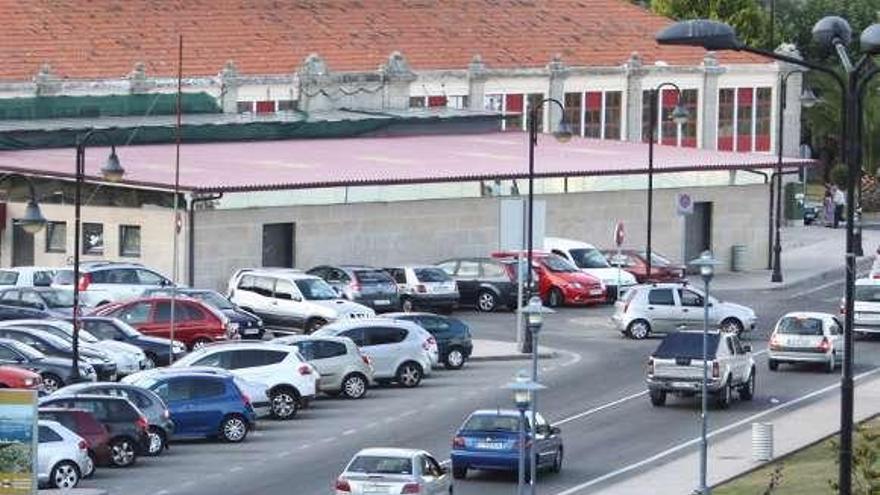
[{"x1": 79, "y1": 275, "x2": 880, "y2": 495}]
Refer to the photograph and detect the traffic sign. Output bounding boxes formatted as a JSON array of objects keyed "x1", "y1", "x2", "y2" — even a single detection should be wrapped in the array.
[
  {"x1": 676, "y1": 193, "x2": 694, "y2": 216},
  {"x1": 614, "y1": 221, "x2": 625, "y2": 247}
]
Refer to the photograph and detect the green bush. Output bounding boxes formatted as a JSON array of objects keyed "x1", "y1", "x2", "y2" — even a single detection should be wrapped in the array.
[
  {"x1": 0, "y1": 443, "x2": 32, "y2": 473},
  {"x1": 831, "y1": 164, "x2": 848, "y2": 188}
]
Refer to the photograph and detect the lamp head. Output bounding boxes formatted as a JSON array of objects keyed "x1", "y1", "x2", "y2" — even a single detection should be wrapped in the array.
[
  {"x1": 553, "y1": 120, "x2": 574, "y2": 143},
  {"x1": 18, "y1": 199, "x2": 47, "y2": 234},
  {"x1": 812, "y1": 16, "x2": 852, "y2": 50},
  {"x1": 656, "y1": 20, "x2": 742, "y2": 50},
  {"x1": 671, "y1": 104, "x2": 689, "y2": 125},
  {"x1": 100, "y1": 146, "x2": 125, "y2": 183},
  {"x1": 525, "y1": 295, "x2": 544, "y2": 330},
  {"x1": 688, "y1": 250, "x2": 719, "y2": 283},
  {"x1": 860, "y1": 24, "x2": 880, "y2": 55},
  {"x1": 800, "y1": 86, "x2": 819, "y2": 109}
]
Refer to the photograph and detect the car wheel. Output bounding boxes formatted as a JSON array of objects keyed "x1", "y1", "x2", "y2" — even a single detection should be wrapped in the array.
[
  {"x1": 146, "y1": 427, "x2": 166, "y2": 456},
  {"x1": 477, "y1": 290, "x2": 498, "y2": 312},
  {"x1": 40, "y1": 373, "x2": 63, "y2": 393},
  {"x1": 715, "y1": 379, "x2": 732, "y2": 409},
  {"x1": 144, "y1": 352, "x2": 159, "y2": 369},
  {"x1": 452, "y1": 464, "x2": 467, "y2": 479},
  {"x1": 341, "y1": 373, "x2": 368, "y2": 399},
  {"x1": 220, "y1": 415, "x2": 248, "y2": 443},
  {"x1": 768, "y1": 359, "x2": 779, "y2": 371},
  {"x1": 270, "y1": 389, "x2": 299, "y2": 419},
  {"x1": 626, "y1": 320, "x2": 651, "y2": 340},
  {"x1": 109, "y1": 437, "x2": 137, "y2": 467},
  {"x1": 304, "y1": 318, "x2": 327, "y2": 334},
  {"x1": 740, "y1": 369, "x2": 755, "y2": 401},
  {"x1": 401, "y1": 297, "x2": 414, "y2": 313},
  {"x1": 50, "y1": 461, "x2": 80, "y2": 489},
  {"x1": 396, "y1": 362, "x2": 423, "y2": 388},
  {"x1": 649, "y1": 389, "x2": 666, "y2": 407},
  {"x1": 551, "y1": 448, "x2": 563, "y2": 473},
  {"x1": 548, "y1": 288, "x2": 564, "y2": 308},
  {"x1": 444, "y1": 346, "x2": 466, "y2": 370},
  {"x1": 720, "y1": 318, "x2": 744, "y2": 335},
  {"x1": 191, "y1": 338, "x2": 211, "y2": 351}
]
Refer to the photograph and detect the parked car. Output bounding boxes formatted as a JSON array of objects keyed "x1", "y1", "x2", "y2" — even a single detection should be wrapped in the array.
[
  {"x1": 0, "y1": 287, "x2": 76, "y2": 317},
  {"x1": 544, "y1": 237, "x2": 638, "y2": 301},
  {"x1": 90, "y1": 296, "x2": 238, "y2": 350},
  {"x1": 272, "y1": 334, "x2": 374, "y2": 399},
  {"x1": 853, "y1": 278, "x2": 880, "y2": 336},
  {"x1": 37, "y1": 419, "x2": 91, "y2": 489},
  {"x1": 450, "y1": 409, "x2": 563, "y2": 480},
  {"x1": 313, "y1": 319, "x2": 435, "y2": 388},
  {"x1": 52, "y1": 382, "x2": 175, "y2": 456},
  {"x1": 492, "y1": 251, "x2": 605, "y2": 307},
  {"x1": 0, "y1": 302, "x2": 53, "y2": 320},
  {"x1": 384, "y1": 265, "x2": 460, "y2": 313},
  {"x1": 143, "y1": 288, "x2": 265, "y2": 340},
  {"x1": 307, "y1": 265, "x2": 401, "y2": 312},
  {"x1": 600, "y1": 249, "x2": 686, "y2": 284},
  {"x1": 38, "y1": 394, "x2": 150, "y2": 467},
  {"x1": 335, "y1": 448, "x2": 451, "y2": 495},
  {"x1": 0, "y1": 319, "x2": 148, "y2": 376},
  {"x1": 0, "y1": 338, "x2": 96, "y2": 391},
  {"x1": 0, "y1": 363, "x2": 41, "y2": 389},
  {"x1": 52, "y1": 262, "x2": 173, "y2": 307},
  {"x1": 612, "y1": 282, "x2": 757, "y2": 339},
  {"x1": 768, "y1": 312, "x2": 843, "y2": 373},
  {"x1": 0, "y1": 266, "x2": 58, "y2": 288},
  {"x1": 646, "y1": 331, "x2": 756, "y2": 408},
  {"x1": 170, "y1": 342, "x2": 316, "y2": 419},
  {"x1": 383, "y1": 312, "x2": 473, "y2": 369},
  {"x1": 75, "y1": 316, "x2": 188, "y2": 367},
  {"x1": 123, "y1": 370, "x2": 257, "y2": 443},
  {"x1": 0, "y1": 327, "x2": 117, "y2": 381},
  {"x1": 803, "y1": 200, "x2": 821, "y2": 225},
  {"x1": 227, "y1": 268, "x2": 374, "y2": 333},
  {"x1": 38, "y1": 408, "x2": 110, "y2": 475},
  {"x1": 435, "y1": 257, "x2": 524, "y2": 312}
]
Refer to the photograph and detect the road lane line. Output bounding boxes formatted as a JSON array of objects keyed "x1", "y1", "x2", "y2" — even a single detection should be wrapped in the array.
[
  {"x1": 230, "y1": 466, "x2": 243, "y2": 473},
  {"x1": 553, "y1": 365, "x2": 880, "y2": 495},
  {"x1": 342, "y1": 429, "x2": 357, "y2": 436}
]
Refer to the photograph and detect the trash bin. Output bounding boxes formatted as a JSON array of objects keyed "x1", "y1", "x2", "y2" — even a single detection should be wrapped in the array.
[
  {"x1": 731, "y1": 245, "x2": 747, "y2": 272},
  {"x1": 752, "y1": 422, "x2": 774, "y2": 461}
]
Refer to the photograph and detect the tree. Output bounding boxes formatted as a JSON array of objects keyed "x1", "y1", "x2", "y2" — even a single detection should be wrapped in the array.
[{"x1": 649, "y1": 0, "x2": 772, "y2": 47}]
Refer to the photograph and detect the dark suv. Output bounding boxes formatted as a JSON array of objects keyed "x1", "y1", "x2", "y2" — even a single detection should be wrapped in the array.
[
  {"x1": 39, "y1": 395, "x2": 150, "y2": 468},
  {"x1": 38, "y1": 407, "x2": 111, "y2": 475},
  {"x1": 384, "y1": 313, "x2": 473, "y2": 369},
  {"x1": 436, "y1": 258, "x2": 524, "y2": 312},
  {"x1": 307, "y1": 265, "x2": 400, "y2": 312}
]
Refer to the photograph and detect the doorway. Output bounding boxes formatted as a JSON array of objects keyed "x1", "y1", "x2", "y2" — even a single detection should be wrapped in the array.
[
  {"x1": 12, "y1": 224, "x2": 34, "y2": 267},
  {"x1": 262, "y1": 222, "x2": 295, "y2": 268},
  {"x1": 684, "y1": 201, "x2": 712, "y2": 270}
]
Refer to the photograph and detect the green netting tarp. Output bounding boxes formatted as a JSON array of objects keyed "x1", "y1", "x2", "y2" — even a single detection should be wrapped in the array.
[{"x1": 0, "y1": 93, "x2": 220, "y2": 120}]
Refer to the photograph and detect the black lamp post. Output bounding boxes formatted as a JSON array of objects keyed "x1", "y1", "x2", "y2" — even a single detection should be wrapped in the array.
[
  {"x1": 646, "y1": 85, "x2": 689, "y2": 281},
  {"x1": 771, "y1": 71, "x2": 818, "y2": 283},
  {"x1": 0, "y1": 174, "x2": 47, "y2": 234},
  {"x1": 71, "y1": 132, "x2": 125, "y2": 380},
  {"x1": 657, "y1": 17, "x2": 880, "y2": 495}
]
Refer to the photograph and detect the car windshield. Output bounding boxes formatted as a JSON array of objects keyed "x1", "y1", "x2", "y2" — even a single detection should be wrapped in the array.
[
  {"x1": 653, "y1": 332, "x2": 720, "y2": 360},
  {"x1": 347, "y1": 456, "x2": 413, "y2": 475},
  {"x1": 639, "y1": 251, "x2": 672, "y2": 267},
  {"x1": 569, "y1": 248, "x2": 611, "y2": 269},
  {"x1": 856, "y1": 285, "x2": 880, "y2": 302},
  {"x1": 52, "y1": 269, "x2": 74, "y2": 286},
  {"x1": 354, "y1": 269, "x2": 393, "y2": 284},
  {"x1": 295, "y1": 279, "x2": 337, "y2": 300},
  {"x1": 542, "y1": 255, "x2": 578, "y2": 273},
  {"x1": 108, "y1": 319, "x2": 141, "y2": 338},
  {"x1": 8, "y1": 340, "x2": 44, "y2": 360},
  {"x1": 414, "y1": 268, "x2": 451, "y2": 282},
  {"x1": 461, "y1": 414, "x2": 521, "y2": 432},
  {"x1": 193, "y1": 291, "x2": 235, "y2": 310},
  {"x1": 777, "y1": 317, "x2": 824, "y2": 336},
  {"x1": 0, "y1": 271, "x2": 18, "y2": 285},
  {"x1": 36, "y1": 290, "x2": 74, "y2": 308}
]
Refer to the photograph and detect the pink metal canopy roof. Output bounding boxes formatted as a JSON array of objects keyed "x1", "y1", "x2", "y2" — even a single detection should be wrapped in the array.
[{"x1": 0, "y1": 133, "x2": 812, "y2": 193}]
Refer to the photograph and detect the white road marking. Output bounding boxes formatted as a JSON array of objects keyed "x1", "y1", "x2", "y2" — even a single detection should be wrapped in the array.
[
  {"x1": 230, "y1": 466, "x2": 243, "y2": 473},
  {"x1": 156, "y1": 490, "x2": 170, "y2": 495},
  {"x1": 553, "y1": 365, "x2": 880, "y2": 495},
  {"x1": 342, "y1": 429, "x2": 357, "y2": 436},
  {"x1": 321, "y1": 437, "x2": 336, "y2": 444},
  {"x1": 298, "y1": 443, "x2": 311, "y2": 450},
  {"x1": 277, "y1": 451, "x2": 291, "y2": 458},
  {"x1": 365, "y1": 422, "x2": 379, "y2": 429}
]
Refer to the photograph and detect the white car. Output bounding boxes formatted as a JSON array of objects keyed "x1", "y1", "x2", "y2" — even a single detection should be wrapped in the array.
[
  {"x1": 170, "y1": 342, "x2": 318, "y2": 419},
  {"x1": 227, "y1": 268, "x2": 374, "y2": 333},
  {"x1": 51, "y1": 262, "x2": 174, "y2": 307},
  {"x1": 768, "y1": 312, "x2": 843, "y2": 373},
  {"x1": 37, "y1": 419, "x2": 91, "y2": 489},
  {"x1": 0, "y1": 266, "x2": 59, "y2": 288},
  {"x1": 854, "y1": 278, "x2": 880, "y2": 335},
  {"x1": 335, "y1": 448, "x2": 451, "y2": 495},
  {"x1": 544, "y1": 237, "x2": 637, "y2": 300},
  {"x1": 0, "y1": 319, "x2": 149, "y2": 376}
]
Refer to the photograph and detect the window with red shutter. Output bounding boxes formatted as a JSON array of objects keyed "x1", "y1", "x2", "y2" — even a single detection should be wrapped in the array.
[
  {"x1": 256, "y1": 101, "x2": 275, "y2": 114},
  {"x1": 717, "y1": 89, "x2": 735, "y2": 151},
  {"x1": 584, "y1": 92, "x2": 602, "y2": 138},
  {"x1": 754, "y1": 87, "x2": 772, "y2": 152},
  {"x1": 736, "y1": 88, "x2": 754, "y2": 151},
  {"x1": 427, "y1": 96, "x2": 447, "y2": 107}
]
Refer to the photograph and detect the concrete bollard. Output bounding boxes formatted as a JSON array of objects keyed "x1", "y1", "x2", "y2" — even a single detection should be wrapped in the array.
[
  {"x1": 752, "y1": 422, "x2": 774, "y2": 461},
  {"x1": 731, "y1": 245, "x2": 747, "y2": 272}
]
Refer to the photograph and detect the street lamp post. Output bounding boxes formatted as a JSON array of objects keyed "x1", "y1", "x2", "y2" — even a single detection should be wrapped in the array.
[
  {"x1": 689, "y1": 251, "x2": 719, "y2": 495},
  {"x1": 505, "y1": 370, "x2": 545, "y2": 495},
  {"x1": 71, "y1": 133, "x2": 125, "y2": 381},
  {"x1": 520, "y1": 296, "x2": 551, "y2": 495},
  {"x1": 646, "y1": 85, "x2": 689, "y2": 281},
  {"x1": 0, "y1": 174, "x2": 47, "y2": 235}
]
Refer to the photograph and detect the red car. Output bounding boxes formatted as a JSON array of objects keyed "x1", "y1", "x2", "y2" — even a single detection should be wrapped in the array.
[
  {"x1": 0, "y1": 365, "x2": 41, "y2": 389},
  {"x1": 601, "y1": 249, "x2": 687, "y2": 283},
  {"x1": 38, "y1": 407, "x2": 112, "y2": 474},
  {"x1": 491, "y1": 251, "x2": 605, "y2": 307},
  {"x1": 91, "y1": 296, "x2": 238, "y2": 350}
]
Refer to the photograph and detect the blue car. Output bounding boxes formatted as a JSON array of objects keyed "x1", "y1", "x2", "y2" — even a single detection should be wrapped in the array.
[
  {"x1": 451, "y1": 409, "x2": 563, "y2": 480},
  {"x1": 123, "y1": 371, "x2": 256, "y2": 443}
]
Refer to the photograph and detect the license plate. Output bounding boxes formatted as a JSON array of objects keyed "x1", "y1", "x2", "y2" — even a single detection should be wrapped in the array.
[
  {"x1": 243, "y1": 327, "x2": 259, "y2": 335},
  {"x1": 672, "y1": 381, "x2": 695, "y2": 389},
  {"x1": 477, "y1": 442, "x2": 506, "y2": 450},
  {"x1": 374, "y1": 299, "x2": 391, "y2": 305},
  {"x1": 363, "y1": 485, "x2": 390, "y2": 493},
  {"x1": 590, "y1": 289, "x2": 604, "y2": 296}
]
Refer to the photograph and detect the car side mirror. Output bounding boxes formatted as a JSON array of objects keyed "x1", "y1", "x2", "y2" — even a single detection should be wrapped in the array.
[
  {"x1": 440, "y1": 466, "x2": 448, "y2": 475},
  {"x1": 742, "y1": 345, "x2": 752, "y2": 353},
  {"x1": 550, "y1": 426, "x2": 561, "y2": 436}
]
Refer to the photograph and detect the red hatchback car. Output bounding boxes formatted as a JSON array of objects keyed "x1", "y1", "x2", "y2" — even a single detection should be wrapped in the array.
[
  {"x1": 492, "y1": 251, "x2": 605, "y2": 307},
  {"x1": 0, "y1": 365, "x2": 41, "y2": 389},
  {"x1": 600, "y1": 249, "x2": 687, "y2": 283},
  {"x1": 91, "y1": 296, "x2": 238, "y2": 350}
]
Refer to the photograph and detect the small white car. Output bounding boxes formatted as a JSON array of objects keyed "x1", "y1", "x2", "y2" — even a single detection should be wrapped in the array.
[
  {"x1": 768, "y1": 312, "x2": 843, "y2": 373},
  {"x1": 335, "y1": 448, "x2": 451, "y2": 495},
  {"x1": 384, "y1": 265, "x2": 460, "y2": 313},
  {"x1": 544, "y1": 237, "x2": 637, "y2": 300},
  {"x1": 227, "y1": 268, "x2": 374, "y2": 333},
  {"x1": 170, "y1": 342, "x2": 318, "y2": 419},
  {"x1": 37, "y1": 419, "x2": 91, "y2": 489},
  {"x1": 0, "y1": 266, "x2": 59, "y2": 288},
  {"x1": 272, "y1": 334, "x2": 375, "y2": 399},
  {"x1": 52, "y1": 262, "x2": 174, "y2": 307},
  {"x1": 854, "y1": 278, "x2": 880, "y2": 335}
]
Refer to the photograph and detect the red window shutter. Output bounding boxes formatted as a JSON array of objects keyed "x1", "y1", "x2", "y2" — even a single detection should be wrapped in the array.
[
  {"x1": 427, "y1": 96, "x2": 447, "y2": 107},
  {"x1": 256, "y1": 101, "x2": 275, "y2": 113},
  {"x1": 662, "y1": 90, "x2": 678, "y2": 107},
  {"x1": 718, "y1": 137, "x2": 734, "y2": 151},
  {"x1": 754, "y1": 135, "x2": 771, "y2": 152},
  {"x1": 737, "y1": 88, "x2": 753, "y2": 105},
  {"x1": 505, "y1": 94, "x2": 524, "y2": 113},
  {"x1": 585, "y1": 92, "x2": 601, "y2": 109}
]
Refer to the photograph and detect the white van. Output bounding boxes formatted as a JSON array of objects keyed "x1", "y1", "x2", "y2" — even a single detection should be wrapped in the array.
[{"x1": 544, "y1": 237, "x2": 637, "y2": 300}]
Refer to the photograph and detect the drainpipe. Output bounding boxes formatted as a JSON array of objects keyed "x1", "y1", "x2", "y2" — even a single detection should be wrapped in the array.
[{"x1": 188, "y1": 193, "x2": 223, "y2": 286}]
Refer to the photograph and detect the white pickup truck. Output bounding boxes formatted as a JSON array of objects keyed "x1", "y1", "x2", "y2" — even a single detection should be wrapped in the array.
[{"x1": 646, "y1": 331, "x2": 756, "y2": 408}]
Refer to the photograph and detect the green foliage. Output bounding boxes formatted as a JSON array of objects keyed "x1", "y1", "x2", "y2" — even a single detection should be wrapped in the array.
[
  {"x1": 828, "y1": 425, "x2": 880, "y2": 495},
  {"x1": 763, "y1": 462, "x2": 785, "y2": 494},
  {"x1": 831, "y1": 163, "x2": 849, "y2": 187},
  {"x1": 0, "y1": 443, "x2": 32, "y2": 474},
  {"x1": 649, "y1": 0, "x2": 771, "y2": 47}
]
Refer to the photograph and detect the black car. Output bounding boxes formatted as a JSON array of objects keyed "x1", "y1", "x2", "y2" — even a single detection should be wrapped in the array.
[
  {"x1": 0, "y1": 287, "x2": 75, "y2": 318},
  {"x1": 435, "y1": 257, "x2": 522, "y2": 312},
  {"x1": 0, "y1": 302, "x2": 52, "y2": 320},
  {"x1": 0, "y1": 327, "x2": 117, "y2": 381},
  {"x1": 383, "y1": 312, "x2": 473, "y2": 369},
  {"x1": 142, "y1": 288, "x2": 265, "y2": 340},
  {"x1": 75, "y1": 316, "x2": 187, "y2": 367},
  {"x1": 39, "y1": 394, "x2": 150, "y2": 467},
  {"x1": 307, "y1": 265, "x2": 400, "y2": 312},
  {"x1": 0, "y1": 338, "x2": 96, "y2": 391}
]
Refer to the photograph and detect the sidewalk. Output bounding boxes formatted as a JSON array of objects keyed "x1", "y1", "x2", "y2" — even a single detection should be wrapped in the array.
[
  {"x1": 590, "y1": 371, "x2": 880, "y2": 495},
  {"x1": 698, "y1": 224, "x2": 880, "y2": 292},
  {"x1": 470, "y1": 339, "x2": 557, "y2": 361}
]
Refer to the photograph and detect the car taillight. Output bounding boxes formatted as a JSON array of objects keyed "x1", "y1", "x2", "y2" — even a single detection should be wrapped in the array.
[
  {"x1": 298, "y1": 364, "x2": 313, "y2": 375},
  {"x1": 77, "y1": 273, "x2": 92, "y2": 292},
  {"x1": 840, "y1": 300, "x2": 846, "y2": 314},
  {"x1": 712, "y1": 361, "x2": 720, "y2": 379},
  {"x1": 136, "y1": 415, "x2": 149, "y2": 431},
  {"x1": 334, "y1": 478, "x2": 351, "y2": 492},
  {"x1": 360, "y1": 354, "x2": 372, "y2": 367},
  {"x1": 769, "y1": 333, "x2": 782, "y2": 350},
  {"x1": 623, "y1": 299, "x2": 631, "y2": 313},
  {"x1": 416, "y1": 284, "x2": 427, "y2": 293},
  {"x1": 241, "y1": 392, "x2": 252, "y2": 408},
  {"x1": 646, "y1": 357, "x2": 654, "y2": 376},
  {"x1": 401, "y1": 483, "x2": 420, "y2": 494},
  {"x1": 422, "y1": 337, "x2": 435, "y2": 351},
  {"x1": 452, "y1": 436, "x2": 465, "y2": 448},
  {"x1": 78, "y1": 439, "x2": 89, "y2": 451},
  {"x1": 818, "y1": 337, "x2": 832, "y2": 353},
  {"x1": 349, "y1": 282, "x2": 361, "y2": 294}
]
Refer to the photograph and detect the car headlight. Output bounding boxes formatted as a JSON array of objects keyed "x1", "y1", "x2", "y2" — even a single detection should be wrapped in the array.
[
  {"x1": 256, "y1": 318, "x2": 264, "y2": 327},
  {"x1": 569, "y1": 282, "x2": 583, "y2": 289},
  {"x1": 172, "y1": 342, "x2": 186, "y2": 353},
  {"x1": 23, "y1": 378, "x2": 35, "y2": 387}
]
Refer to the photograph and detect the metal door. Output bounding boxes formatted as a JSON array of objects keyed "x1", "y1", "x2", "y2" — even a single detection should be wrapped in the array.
[
  {"x1": 684, "y1": 202, "x2": 713, "y2": 272},
  {"x1": 11, "y1": 224, "x2": 34, "y2": 267},
  {"x1": 262, "y1": 222, "x2": 295, "y2": 268}
]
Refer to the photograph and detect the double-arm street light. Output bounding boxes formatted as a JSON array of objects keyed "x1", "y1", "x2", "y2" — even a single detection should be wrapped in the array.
[
  {"x1": 657, "y1": 17, "x2": 880, "y2": 495},
  {"x1": 71, "y1": 132, "x2": 125, "y2": 381},
  {"x1": 646, "y1": 85, "x2": 689, "y2": 280}
]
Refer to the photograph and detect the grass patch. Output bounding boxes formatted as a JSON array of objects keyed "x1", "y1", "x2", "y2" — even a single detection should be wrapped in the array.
[{"x1": 714, "y1": 418, "x2": 880, "y2": 495}]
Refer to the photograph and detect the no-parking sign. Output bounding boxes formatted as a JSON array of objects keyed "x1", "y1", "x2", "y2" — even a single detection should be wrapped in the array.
[
  {"x1": 676, "y1": 193, "x2": 694, "y2": 216},
  {"x1": 614, "y1": 221, "x2": 625, "y2": 247}
]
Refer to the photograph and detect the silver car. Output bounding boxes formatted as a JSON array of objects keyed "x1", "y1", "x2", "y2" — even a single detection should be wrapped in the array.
[
  {"x1": 272, "y1": 334, "x2": 374, "y2": 399},
  {"x1": 52, "y1": 262, "x2": 173, "y2": 308},
  {"x1": 768, "y1": 312, "x2": 843, "y2": 373},
  {"x1": 612, "y1": 282, "x2": 757, "y2": 339},
  {"x1": 37, "y1": 420, "x2": 91, "y2": 489},
  {"x1": 335, "y1": 447, "x2": 451, "y2": 495}
]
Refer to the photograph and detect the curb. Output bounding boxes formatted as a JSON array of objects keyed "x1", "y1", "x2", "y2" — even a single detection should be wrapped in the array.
[
  {"x1": 470, "y1": 350, "x2": 559, "y2": 362},
  {"x1": 712, "y1": 255, "x2": 874, "y2": 293}
]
